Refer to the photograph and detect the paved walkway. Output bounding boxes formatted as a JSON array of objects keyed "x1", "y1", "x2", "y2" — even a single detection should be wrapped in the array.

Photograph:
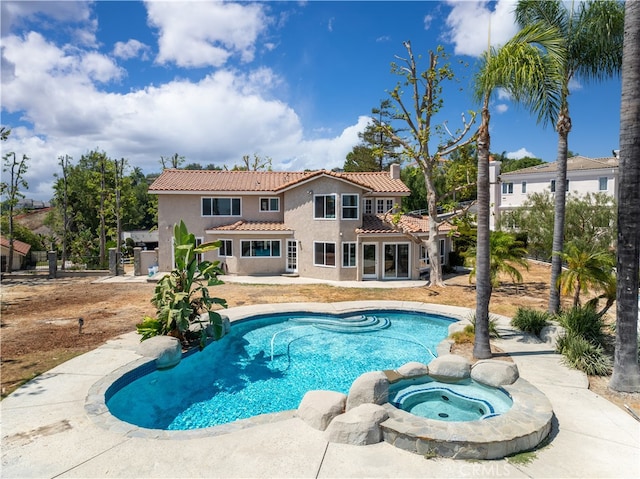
[{"x1": 1, "y1": 277, "x2": 639, "y2": 478}]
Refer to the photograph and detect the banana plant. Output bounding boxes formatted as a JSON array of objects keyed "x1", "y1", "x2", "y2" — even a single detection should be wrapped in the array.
[{"x1": 137, "y1": 220, "x2": 228, "y2": 349}]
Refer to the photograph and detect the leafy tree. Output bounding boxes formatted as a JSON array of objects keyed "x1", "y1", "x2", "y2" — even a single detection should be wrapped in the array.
[
  {"x1": 229, "y1": 154, "x2": 272, "y2": 171},
  {"x1": 160, "y1": 153, "x2": 185, "y2": 169},
  {"x1": 558, "y1": 240, "x2": 615, "y2": 308},
  {"x1": 1, "y1": 148, "x2": 30, "y2": 273},
  {"x1": 565, "y1": 192, "x2": 616, "y2": 252},
  {"x1": 439, "y1": 144, "x2": 477, "y2": 209},
  {"x1": 611, "y1": 0, "x2": 640, "y2": 393},
  {"x1": 400, "y1": 165, "x2": 427, "y2": 213},
  {"x1": 500, "y1": 156, "x2": 545, "y2": 173},
  {"x1": 472, "y1": 22, "x2": 563, "y2": 358},
  {"x1": 381, "y1": 42, "x2": 476, "y2": 286},
  {"x1": 184, "y1": 163, "x2": 203, "y2": 170},
  {"x1": 515, "y1": 0, "x2": 625, "y2": 314},
  {"x1": 344, "y1": 145, "x2": 379, "y2": 172}
]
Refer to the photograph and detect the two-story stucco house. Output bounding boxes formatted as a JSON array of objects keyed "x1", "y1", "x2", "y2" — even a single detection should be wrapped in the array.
[
  {"x1": 148, "y1": 164, "x2": 452, "y2": 281},
  {"x1": 489, "y1": 155, "x2": 619, "y2": 230}
]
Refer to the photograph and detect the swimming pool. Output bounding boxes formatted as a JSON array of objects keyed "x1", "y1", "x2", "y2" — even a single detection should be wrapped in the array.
[{"x1": 106, "y1": 310, "x2": 454, "y2": 430}]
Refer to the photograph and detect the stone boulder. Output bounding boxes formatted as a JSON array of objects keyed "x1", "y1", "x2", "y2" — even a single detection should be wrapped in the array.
[
  {"x1": 428, "y1": 354, "x2": 471, "y2": 381},
  {"x1": 471, "y1": 360, "x2": 519, "y2": 387},
  {"x1": 136, "y1": 336, "x2": 182, "y2": 369},
  {"x1": 396, "y1": 362, "x2": 429, "y2": 378},
  {"x1": 325, "y1": 403, "x2": 388, "y2": 446},
  {"x1": 540, "y1": 324, "x2": 565, "y2": 347},
  {"x1": 346, "y1": 371, "x2": 389, "y2": 410},
  {"x1": 297, "y1": 390, "x2": 347, "y2": 431}
]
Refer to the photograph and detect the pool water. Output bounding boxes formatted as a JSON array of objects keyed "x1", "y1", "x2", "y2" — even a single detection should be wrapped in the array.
[
  {"x1": 107, "y1": 310, "x2": 453, "y2": 430},
  {"x1": 389, "y1": 377, "x2": 513, "y2": 422}
]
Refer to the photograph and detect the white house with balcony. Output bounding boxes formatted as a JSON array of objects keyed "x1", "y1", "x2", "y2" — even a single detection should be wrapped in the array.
[{"x1": 489, "y1": 155, "x2": 619, "y2": 230}]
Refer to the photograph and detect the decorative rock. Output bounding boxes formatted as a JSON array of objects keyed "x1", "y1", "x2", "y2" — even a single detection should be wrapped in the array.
[
  {"x1": 346, "y1": 371, "x2": 389, "y2": 410},
  {"x1": 325, "y1": 403, "x2": 389, "y2": 445},
  {"x1": 540, "y1": 324, "x2": 565, "y2": 346},
  {"x1": 136, "y1": 336, "x2": 182, "y2": 369},
  {"x1": 297, "y1": 390, "x2": 347, "y2": 431},
  {"x1": 396, "y1": 362, "x2": 429, "y2": 378},
  {"x1": 471, "y1": 360, "x2": 519, "y2": 387},
  {"x1": 427, "y1": 354, "x2": 471, "y2": 381}
]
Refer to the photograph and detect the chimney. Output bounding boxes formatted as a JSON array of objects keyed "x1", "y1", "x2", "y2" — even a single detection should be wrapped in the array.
[{"x1": 390, "y1": 163, "x2": 400, "y2": 180}]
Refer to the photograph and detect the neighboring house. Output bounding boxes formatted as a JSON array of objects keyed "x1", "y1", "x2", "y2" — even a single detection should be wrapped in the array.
[
  {"x1": 489, "y1": 155, "x2": 619, "y2": 230},
  {"x1": 149, "y1": 165, "x2": 452, "y2": 281},
  {"x1": 0, "y1": 236, "x2": 32, "y2": 271}
]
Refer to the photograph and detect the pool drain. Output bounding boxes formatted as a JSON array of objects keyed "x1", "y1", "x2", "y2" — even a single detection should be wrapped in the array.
[{"x1": 438, "y1": 412, "x2": 449, "y2": 418}]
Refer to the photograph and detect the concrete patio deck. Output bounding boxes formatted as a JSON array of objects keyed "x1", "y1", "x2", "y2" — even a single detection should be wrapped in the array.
[{"x1": 1, "y1": 281, "x2": 639, "y2": 478}]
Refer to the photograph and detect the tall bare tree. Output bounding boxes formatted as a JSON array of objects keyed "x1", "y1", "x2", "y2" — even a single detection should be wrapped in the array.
[
  {"x1": 382, "y1": 42, "x2": 476, "y2": 286},
  {"x1": 610, "y1": 0, "x2": 640, "y2": 393},
  {"x1": 1, "y1": 151, "x2": 30, "y2": 273}
]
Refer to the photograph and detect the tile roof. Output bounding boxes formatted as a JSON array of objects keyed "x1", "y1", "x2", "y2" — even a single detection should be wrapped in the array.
[
  {"x1": 0, "y1": 236, "x2": 32, "y2": 256},
  {"x1": 149, "y1": 169, "x2": 410, "y2": 195},
  {"x1": 207, "y1": 221, "x2": 293, "y2": 232},
  {"x1": 501, "y1": 156, "x2": 618, "y2": 176},
  {"x1": 356, "y1": 214, "x2": 453, "y2": 235}
]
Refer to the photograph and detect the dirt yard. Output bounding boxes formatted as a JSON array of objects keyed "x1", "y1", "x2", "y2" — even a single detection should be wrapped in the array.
[{"x1": 1, "y1": 262, "x2": 638, "y2": 415}]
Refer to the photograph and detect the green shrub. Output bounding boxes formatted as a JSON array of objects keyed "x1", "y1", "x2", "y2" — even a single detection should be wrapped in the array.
[
  {"x1": 467, "y1": 313, "x2": 502, "y2": 339},
  {"x1": 556, "y1": 306, "x2": 606, "y2": 346},
  {"x1": 556, "y1": 333, "x2": 612, "y2": 376},
  {"x1": 511, "y1": 308, "x2": 551, "y2": 336}
]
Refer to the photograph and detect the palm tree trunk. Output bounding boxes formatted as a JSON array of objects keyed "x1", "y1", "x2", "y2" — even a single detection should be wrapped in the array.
[
  {"x1": 473, "y1": 100, "x2": 492, "y2": 359},
  {"x1": 610, "y1": 0, "x2": 640, "y2": 393},
  {"x1": 548, "y1": 109, "x2": 571, "y2": 314}
]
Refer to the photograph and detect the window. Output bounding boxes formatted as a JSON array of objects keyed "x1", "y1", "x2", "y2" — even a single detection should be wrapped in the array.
[
  {"x1": 599, "y1": 177, "x2": 608, "y2": 191},
  {"x1": 342, "y1": 242, "x2": 357, "y2": 268},
  {"x1": 377, "y1": 198, "x2": 394, "y2": 214},
  {"x1": 502, "y1": 182, "x2": 514, "y2": 194},
  {"x1": 364, "y1": 198, "x2": 373, "y2": 215},
  {"x1": 521, "y1": 181, "x2": 527, "y2": 194},
  {"x1": 420, "y1": 240, "x2": 446, "y2": 265},
  {"x1": 259, "y1": 197, "x2": 279, "y2": 212},
  {"x1": 314, "y1": 242, "x2": 336, "y2": 266},
  {"x1": 202, "y1": 197, "x2": 241, "y2": 216},
  {"x1": 341, "y1": 194, "x2": 359, "y2": 219},
  {"x1": 440, "y1": 239, "x2": 446, "y2": 264},
  {"x1": 219, "y1": 239, "x2": 232, "y2": 257},
  {"x1": 550, "y1": 179, "x2": 569, "y2": 193},
  {"x1": 240, "y1": 240, "x2": 281, "y2": 257},
  {"x1": 314, "y1": 194, "x2": 336, "y2": 219}
]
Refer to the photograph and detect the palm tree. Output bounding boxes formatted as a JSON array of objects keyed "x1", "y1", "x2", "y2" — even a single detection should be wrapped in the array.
[
  {"x1": 515, "y1": 0, "x2": 625, "y2": 314},
  {"x1": 610, "y1": 0, "x2": 640, "y2": 393},
  {"x1": 558, "y1": 240, "x2": 615, "y2": 308},
  {"x1": 466, "y1": 231, "x2": 529, "y2": 298},
  {"x1": 472, "y1": 23, "x2": 564, "y2": 359}
]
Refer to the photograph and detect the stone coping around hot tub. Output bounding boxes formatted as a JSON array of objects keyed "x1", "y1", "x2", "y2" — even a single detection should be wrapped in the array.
[
  {"x1": 380, "y1": 377, "x2": 554, "y2": 460},
  {"x1": 86, "y1": 301, "x2": 468, "y2": 439}
]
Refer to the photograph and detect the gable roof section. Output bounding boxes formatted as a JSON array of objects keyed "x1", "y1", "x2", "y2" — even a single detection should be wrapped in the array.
[
  {"x1": 149, "y1": 169, "x2": 410, "y2": 195},
  {"x1": 501, "y1": 156, "x2": 618, "y2": 177},
  {"x1": 0, "y1": 236, "x2": 32, "y2": 256}
]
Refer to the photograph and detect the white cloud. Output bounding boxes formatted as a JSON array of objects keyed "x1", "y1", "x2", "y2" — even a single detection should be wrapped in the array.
[
  {"x1": 444, "y1": 0, "x2": 519, "y2": 57},
  {"x1": 495, "y1": 104, "x2": 508, "y2": 114},
  {"x1": 113, "y1": 39, "x2": 151, "y2": 61},
  {"x1": 146, "y1": 1, "x2": 269, "y2": 68},
  {"x1": 424, "y1": 14, "x2": 434, "y2": 31},
  {"x1": 507, "y1": 147, "x2": 535, "y2": 159}
]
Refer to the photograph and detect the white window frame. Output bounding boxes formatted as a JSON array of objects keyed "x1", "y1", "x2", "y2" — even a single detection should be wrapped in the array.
[
  {"x1": 376, "y1": 198, "x2": 394, "y2": 214},
  {"x1": 598, "y1": 177, "x2": 608, "y2": 191},
  {"x1": 314, "y1": 241, "x2": 336, "y2": 267},
  {"x1": 521, "y1": 181, "x2": 527, "y2": 194},
  {"x1": 202, "y1": 197, "x2": 241, "y2": 217},
  {"x1": 259, "y1": 197, "x2": 280, "y2": 212},
  {"x1": 502, "y1": 182, "x2": 514, "y2": 194},
  {"x1": 219, "y1": 239, "x2": 233, "y2": 257},
  {"x1": 364, "y1": 198, "x2": 373, "y2": 215},
  {"x1": 341, "y1": 194, "x2": 359, "y2": 220},
  {"x1": 314, "y1": 194, "x2": 337, "y2": 219},
  {"x1": 342, "y1": 242, "x2": 357, "y2": 268},
  {"x1": 240, "y1": 240, "x2": 281, "y2": 258}
]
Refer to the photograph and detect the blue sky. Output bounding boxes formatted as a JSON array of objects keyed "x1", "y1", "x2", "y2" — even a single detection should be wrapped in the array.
[{"x1": 1, "y1": 1, "x2": 622, "y2": 201}]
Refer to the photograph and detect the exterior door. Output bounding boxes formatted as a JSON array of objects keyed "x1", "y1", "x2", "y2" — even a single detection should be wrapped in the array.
[
  {"x1": 383, "y1": 243, "x2": 410, "y2": 279},
  {"x1": 362, "y1": 243, "x2": 377, "y2": 279},
  {"x1": 286, "y1": 240, "x2": 298, "y2": 272}
]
